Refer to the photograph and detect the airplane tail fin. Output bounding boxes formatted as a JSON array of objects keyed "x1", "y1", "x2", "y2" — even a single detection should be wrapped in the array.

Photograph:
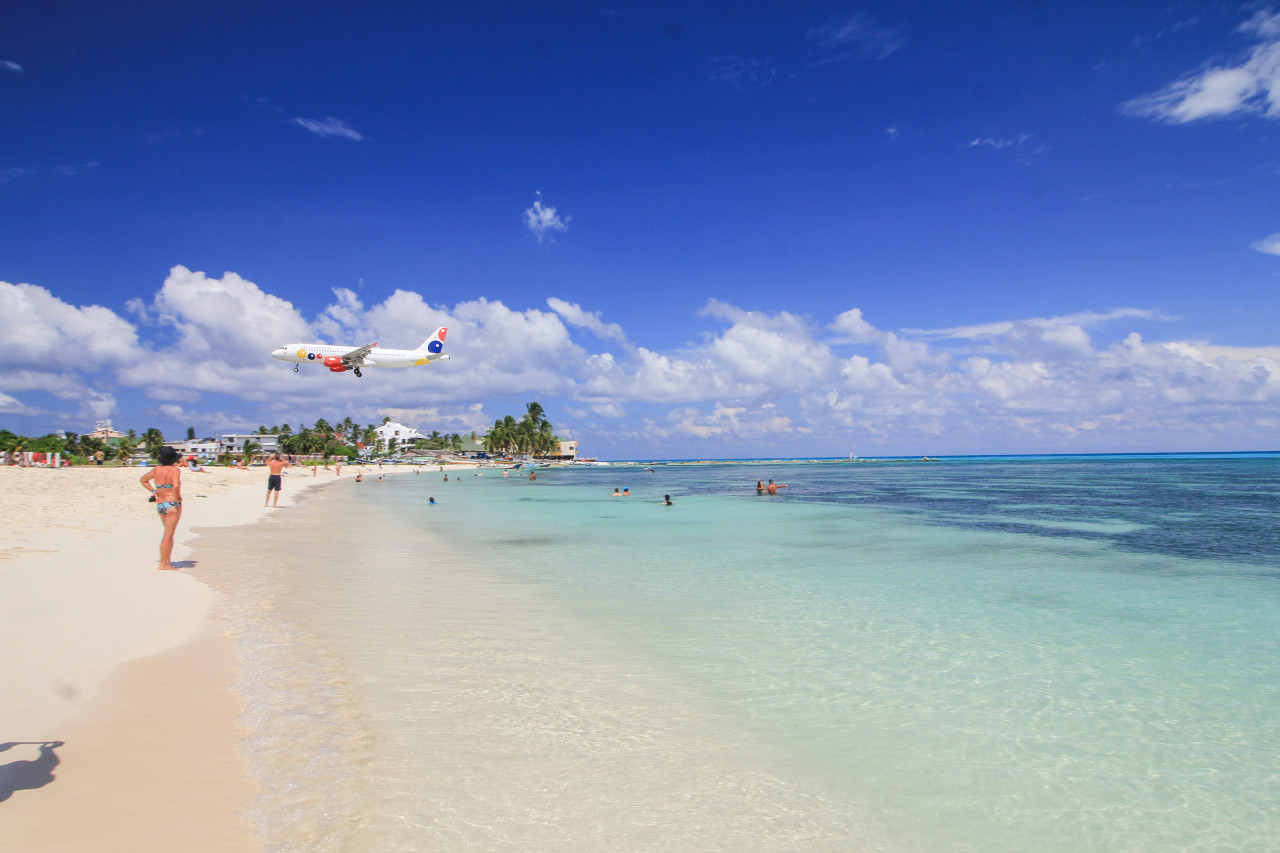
[{"x1": 417, "y1": 327, "x2": 448, "y2": 358}]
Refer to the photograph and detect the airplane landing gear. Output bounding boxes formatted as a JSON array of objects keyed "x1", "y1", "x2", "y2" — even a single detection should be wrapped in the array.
[
  {"x1": 293, "y1": 365, "x2": 299, "y2": 373},
  {"x1": 354, "y1": 368, "x2": 363, "y2": 378}
]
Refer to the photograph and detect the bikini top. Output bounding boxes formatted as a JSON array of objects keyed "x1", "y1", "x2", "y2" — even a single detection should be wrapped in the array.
[{"x1": 154, "y1": 482, "x2": 176, "y2": 490}]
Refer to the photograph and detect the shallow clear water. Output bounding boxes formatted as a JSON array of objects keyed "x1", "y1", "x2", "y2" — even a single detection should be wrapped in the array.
[{"x1": 195, "y1": 455, "x2": 1280, "y2": 852}]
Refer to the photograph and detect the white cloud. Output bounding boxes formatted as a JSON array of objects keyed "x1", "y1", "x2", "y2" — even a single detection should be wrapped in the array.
[
  {"x1": 4, "y1": 269, "x2": 1278, "y2": 454},
  {"x1": 668, "y1": 403, "x2": 796, "y2": 439},
  {"x1": 524, "y1": 193, "x2": 570, "y2": 242},
  {"x1": 968, "y1": 134, "x2": 1033, "y2": 150},
  {"x1": 1123, "y1": 9, "x2": 1280, "y2": 123},
  {"x1": 0, "y1": 391, "x2": 40, "y2": 415},
  {"x1": 2, "y1": 61, "x2": 22, "y2": 73},
  {"x1": 0, "y1": 281, "x2": 143, "y2": 369},
  {"x1": 1251, "y1": 231, "x2": 1280, "y2": 255},
  {"x1": 378, "y1": 403, "x2": 489, "y2": 434},
  {"x1": 591, "y1": 403, "x2": 627, "y2": 418},
  {"x1": 808, "y1": 12, "x2": 904, "y2": 63},
  {"x1": 293, "y1": 117, "x2": 366, "y2": 140},
  {"x1": 547, "y1": 298, "x2": 628, "y2": 344}
]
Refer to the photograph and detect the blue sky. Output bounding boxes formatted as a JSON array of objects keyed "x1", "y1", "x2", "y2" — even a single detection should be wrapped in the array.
[{"x1": 3, "y1": 1, "x2": 1279, "y2": 458}]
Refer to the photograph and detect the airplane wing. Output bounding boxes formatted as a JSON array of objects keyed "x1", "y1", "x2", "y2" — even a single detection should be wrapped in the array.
[{"x1": 341, "y1": 342, "x2": 378, "y2": 367}]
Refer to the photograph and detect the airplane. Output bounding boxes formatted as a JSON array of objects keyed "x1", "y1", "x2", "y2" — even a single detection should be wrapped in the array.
[{"x1": 272, "y1": 327, "x2": 449, "y2": 377}]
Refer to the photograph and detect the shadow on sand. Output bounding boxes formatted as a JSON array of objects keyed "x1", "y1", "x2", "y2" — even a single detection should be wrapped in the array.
[{"x1": 0, "y1": 741, "x2": 64, "y2": 803}]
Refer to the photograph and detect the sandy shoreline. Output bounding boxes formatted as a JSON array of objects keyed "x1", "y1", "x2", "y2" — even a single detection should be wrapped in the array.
[{"x1": 0, "y1": 461, "x2": 398, "y2": 849}]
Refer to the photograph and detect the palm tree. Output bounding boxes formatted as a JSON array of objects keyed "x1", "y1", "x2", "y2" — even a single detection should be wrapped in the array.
[
  {"x1": 536, "y1": 420, "x2": 556, "y2": 456},
  {"x1": 142, "y1": 428, "x2": 165, "y2": 461},
  {"x1": 241, "y1": 439, "x2": 260, "y2": 464},
  {"x1": 524, "y1": 401, "x2": 546, "y2": 428},
  {"x1": 116, "y1": 435, "x2": 140, "y2": 464},
  {"x1": 514, "y1": 420, "x2": 535, "y2": 457},
  {"x1": 481, "y1": 423, "x2": 504, "y2": 455}
]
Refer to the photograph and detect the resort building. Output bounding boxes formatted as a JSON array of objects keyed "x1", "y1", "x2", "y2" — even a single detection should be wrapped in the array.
[
  {"x1": 218, "y1": 433, "x2": 280, "y2": 456},
  {"x1": 168, "y1": 438, "x2": 220, "y2": 458},
  {"x1": 556, "y1": 440, "x2": 578, "y2": 460},
  {"x1": 373, "y1": 421, "x2": 426, "y2": 454},
  {"x1": 85, "y1": 419, "x2": 126, "y2": 445}
]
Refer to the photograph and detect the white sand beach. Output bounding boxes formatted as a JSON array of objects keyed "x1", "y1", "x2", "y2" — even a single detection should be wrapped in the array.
[{"x1": 0, "y1": 462, "x2": 359, "y2": 850}]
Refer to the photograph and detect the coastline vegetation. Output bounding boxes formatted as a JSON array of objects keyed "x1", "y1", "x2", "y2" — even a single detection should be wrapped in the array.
[{"x1": 1, "y1": 401, "x2": 562, "y2": 465}]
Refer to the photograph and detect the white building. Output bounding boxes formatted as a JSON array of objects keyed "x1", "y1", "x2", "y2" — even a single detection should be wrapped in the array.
[
  {"x1": 373, "y1": 422, "x2": 425, "y2": 454},
  {"x1": 219, "y1": 433, "x2": 280, "y2": 456},
  {"x1": 86, "y1": 419, "x2": 125, "y2": 442},
  {"x1": 169, "y1": 438, "x2": 220, "y2": 458}
]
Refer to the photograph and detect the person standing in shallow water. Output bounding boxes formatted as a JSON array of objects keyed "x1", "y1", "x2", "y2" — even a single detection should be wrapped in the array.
[{"x1": 140, "y1": 446, "x2": 183, "y2": 570}]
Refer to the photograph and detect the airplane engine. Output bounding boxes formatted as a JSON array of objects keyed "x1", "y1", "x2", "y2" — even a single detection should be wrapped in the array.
[
  {"x1": 323, "y1": 356, "x2": 344, "y2": 369},
  {"x1": 328, "y1": 365, "x2": 347, "y2": 373}
]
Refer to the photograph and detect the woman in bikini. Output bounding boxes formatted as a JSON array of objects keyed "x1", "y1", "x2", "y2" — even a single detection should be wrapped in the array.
[{"x1": 140, "y1": 445, "x2": 183, "y2": 570}]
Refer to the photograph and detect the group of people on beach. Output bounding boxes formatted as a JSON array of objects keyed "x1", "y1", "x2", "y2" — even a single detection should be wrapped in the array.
[
  {"x1": 140, "y1": 450, "x2": 293, "y2": 570},
  {"x1": 139, "y1": 451, "x2": 788, "y2": 570}
]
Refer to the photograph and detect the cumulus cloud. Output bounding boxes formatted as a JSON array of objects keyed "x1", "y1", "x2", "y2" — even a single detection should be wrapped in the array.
[
  {"x1": 1251, "y1": 231, "x2": 1280, "y2": 255},
  {"x1": 293, "y1": 117, "x2": 366, "y2": 140},
  {"x1": 547, "y1": 298, "x2": 628, "y2": 344},
  {"x1": 524, "y1": 193, "x2": 570, "y2": 242},
  {"x1": 1123, "y1": 9, "x2": 1280, "y2": 123},
  {"x1": 668, "y1": 403, "x2": 796, "y2": 439},
  {"x1": 4, "y1": 269, "x2": 1278, "y2": 454},
  {"x1": 808, "y1": 12, "x2": 904, "y2": 63},
  {"x1": 0, "y1": 392, "x2": 38, "y2": 415},
  {"x1": 0, "y1": 281, "x2": 143, "y2": 368}
]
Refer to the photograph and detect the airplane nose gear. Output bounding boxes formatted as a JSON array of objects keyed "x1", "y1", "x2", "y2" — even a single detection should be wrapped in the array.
[{"x1": 293, "y1": 365, "x2": 299, "y2": 373}]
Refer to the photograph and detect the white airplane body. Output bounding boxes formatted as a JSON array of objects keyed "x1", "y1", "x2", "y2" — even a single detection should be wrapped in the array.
[{"x1": 272, "y1": 327, "x2": 449, "y2": 377}]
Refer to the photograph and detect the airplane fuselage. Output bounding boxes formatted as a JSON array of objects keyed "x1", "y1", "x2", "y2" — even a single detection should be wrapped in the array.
[
  {"x1": 272, "y1": 344, "x2": 439, "y2": 368},
  {"x1": 272, "y1": 326, "x2": 449, "y2": 376}
]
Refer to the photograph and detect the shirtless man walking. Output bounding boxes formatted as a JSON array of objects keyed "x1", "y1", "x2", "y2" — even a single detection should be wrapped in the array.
[{"x1": 265, "y1": 453, "x2": 289, "y2": 507}]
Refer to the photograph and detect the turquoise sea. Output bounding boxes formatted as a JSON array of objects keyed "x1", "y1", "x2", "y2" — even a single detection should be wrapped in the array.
[{"x1": 194, "y1": 454, "x2": 1280, "y2": 852}]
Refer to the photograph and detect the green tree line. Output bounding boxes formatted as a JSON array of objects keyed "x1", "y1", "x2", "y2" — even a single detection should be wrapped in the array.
[
  {"x1": 1, "y1": 401, "x2": 564, "y2": 464},
  {"x1": 480, "y1": 402, "x2": 560, "y2": 457},
  {"x1": 0, "y1": 427, "x2": 165, "y2": 462}
]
